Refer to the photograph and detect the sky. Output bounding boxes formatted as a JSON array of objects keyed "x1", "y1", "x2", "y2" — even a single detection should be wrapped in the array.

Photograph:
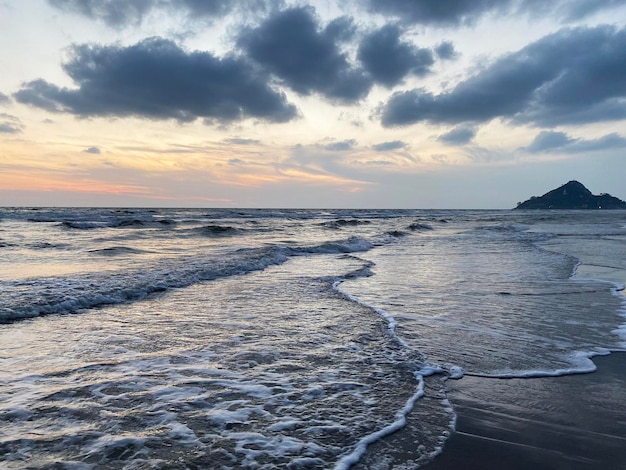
[{"x1": 1, "y1": 0, "x2": 626, "y2": 208}]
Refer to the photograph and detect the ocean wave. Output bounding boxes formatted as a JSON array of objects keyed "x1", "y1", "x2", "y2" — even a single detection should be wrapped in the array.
[
  {"x1": 0, "y1": 236, "x2": 378, "y2": 323},
  {"x1": 59, "y1": 221, "x2": 105, "y2": 230},
  {"x1": 88, "y1": 246, "x2": 153, "y2": 256},
  {"x1": 476, "y1": 223, "x2": 528, "y2": 232},
  {"x1": 407, "y1": 222, "x2": 433, "y2": 231},
  {"x1": 292, "y1": 236, "x2": 373, "y2": 254},
  {"x1": 194, "y1": 225, "x2": 241, "y2": 237},
  {"x1": 58, "y1": 218, "x2": 177, "y2": 230},
  {"x1": 320, "y1": 219, "x2": 372, "y2": 230},
  {"x1": 30, "y1": 242, "x2": 70, "y2": 249},
  {"x1": 386, "y1": 230, "x2": 407, "y2": 238},
  {"x1": 0, "y1": 249, "x2": 287, "y2": 323},
  {"x1": 27, "y1": 217, "x2": 59, "y2": 223},
  {"x1": 111, "y1": 219, "x2": 177, "y2": 229}
]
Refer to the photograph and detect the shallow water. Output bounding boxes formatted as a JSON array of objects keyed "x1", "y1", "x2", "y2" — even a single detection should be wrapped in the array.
[{"x1": 1, "y1": 208, "x2": 625, "y2": 468}]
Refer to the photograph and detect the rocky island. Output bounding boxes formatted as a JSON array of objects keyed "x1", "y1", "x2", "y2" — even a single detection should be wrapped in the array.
[{"x1": 515, "y1": 180, "x2": 626, "y2": 210}]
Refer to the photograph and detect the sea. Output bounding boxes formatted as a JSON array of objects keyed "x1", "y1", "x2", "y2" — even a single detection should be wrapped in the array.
[{"x1": 1, "y1": 208, "x2": 625, "y2": 469}]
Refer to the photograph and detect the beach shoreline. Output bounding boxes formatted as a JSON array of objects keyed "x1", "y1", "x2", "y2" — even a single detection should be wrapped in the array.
[{"x1": 422, "y1": 352, "x2": 626, "y2": 470}]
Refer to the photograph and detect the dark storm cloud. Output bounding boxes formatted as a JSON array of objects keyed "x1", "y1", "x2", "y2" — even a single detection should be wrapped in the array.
[
  {"x1": 49, "y1": 0, "x2": 626, "y2": 29},
  {"x1": 524, "y1": 131, "x2": 573, "y2": 152},
  {"x1": 438, "y1": 126, "x2": 476, "y2": 145},
  {"x1": 323, "y1": 139, "x2": 357, "y2": 151},
  {"x1": 522, "y1": 0, "x2": 626, "y2": 22},
  {"x1": 324, "y1": 16, "x2": 357, "y2": 43},
  {"x1": 0, "y1": 113, "x2": 23, "y2": 134},
  {"x1": 381, "y1": 25, "x2": 626, "y2": 128},
  {"x1": 47, "y1": 0, "x2": 279, "y2": 27},
  {"x1": 567, "y1": 133, "x2": 626, "y2": 152},
  {"x1": 14, "y1": 37, "x2": 297, "y2": 124},
  {"x1": 566, "y1": 0, "x2": 626, "y2": 19},
  {"x1": 238, "y1": 7, "x2": 371, "y2": 103},
  {"x1": 83, "y1": 146, "x2": 101, "y2": 154},
  {"x1": 372, "y1": 140, "x2": 407, "y2": 152},
  {"x1": 362, "y1": 0, "x2": 507, "y2": 26},
  {"x1": 362, "y1": 0, "x2": 626, "y2": 25},
  {"x1": 357, "y1": 25, "x2": 434, "y2": 87},
  {"x1": 434, "y1": 41, "x2": 458, "y2": 60},
  {"x1": 176, "y1": 0, "x2": 273, "y2": 17},
  {"x1": 524, "y1": 131, "x2": 626, "y2": 153}
]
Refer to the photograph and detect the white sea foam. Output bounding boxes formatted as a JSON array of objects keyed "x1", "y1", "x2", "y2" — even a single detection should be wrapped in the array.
[
  {"x1": 609, "y1": 282, "x2": 626, "y2": 348},
  {"x1": 446, "y1": 365, "x2": 465, "y2": 379},
  {"x1": 466, "y1": 349, "x2": 612, "y2": 379},
  {"x1": 334, "y1": 365, "x2": 447, "y2": 470},
  {"x1": 84, "y1": 435, "x2": 148, "y2": 459},
  {"x1": 332, "y1": 277, "x2": 408, "y2": 349}
]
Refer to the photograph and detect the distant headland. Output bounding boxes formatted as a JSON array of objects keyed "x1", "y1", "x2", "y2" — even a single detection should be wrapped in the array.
[{"x1": 515, "y1": 181, "x2": 626, "y2": 210}]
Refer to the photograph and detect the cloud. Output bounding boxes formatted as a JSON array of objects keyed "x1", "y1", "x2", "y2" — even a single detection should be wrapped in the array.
[
  {"x1": 83, "y1": 146, "x2": 101, "y2": 154},
  {"x1": 514, "y1": 26, "x2": 626, "y2": 127},
  {"x1": 324, "y1": 15, "x2": 357, "y2": 43},
  {"x1": 0, "y1": 123, "x2": 21, "y2": 134},
  {"x1": 323, "y1": 139, "x2": 357, "y2": 151},
  {"x1": 569, "y1": 133, "x2": 626, "y2": 152},
  {"x1": 174, "y1": 0, "x2": 278, "y2": 18},
  {"x1": 48, "y1": 0, "x2": 626, "y2": 30},
  {"x1": 523, "y1": 0, "x2": 626, "y2": 22},
  {"x1": 14, "y1": 37, "x2": 297, "y2": 124},
  {"x1": 523, "y1": 131, "x2": 573, "y2": 152},
  {"x1": 431, "y1": 154, "x2": 450, "y2": 164},
  {"x1": 358, "y1": 160, "x2": 394, "y2": 166},
  {"x1": 372, "y1": 140, "x2": 407, "y2": 152},
  {"x1": 434, "y1": 41, "x2": 458, "y2": 60},
  {"x1": 238, "y1": 7, "x2": 371, "y2": 103},
  {"x1": 524, "y1": 131, "x2": 626, "y2": 153},
  {"x1": 0, "y1": 92, "x2": 10, "y2": 103},
  {"x1": 48, "y1": 0, "x2": 154, "y2": 27},
  {"x1": 438, "y1": 126, "x2": 476, "y2": 145},
  {"x1": 0, "y1": 113, "x2": 23, "y2": 134},
  {"x1": 357, "y1": 25, "x2": 434, "y2": 87},
  {"x1": 225, "y1": 138, "x2": 261, "y2": 145},
  {"x1": 47, "y1": 0, "x2": 280, "y2": 27},
  {"x1": 381, "y1": 25, "x2": 626, "y2": 128},
  {"x1": 338, "y1": 112, "x2": 364, "y2": 127},
  {"x1": 464, "y1": 145, "x2": 514, "y2": 163},
  {"x1": 361, "y1": 0, "x2": 626, "y2": 25},
  {"x1": 362, "y1": 0, "x2": 508, "y2": 26}
]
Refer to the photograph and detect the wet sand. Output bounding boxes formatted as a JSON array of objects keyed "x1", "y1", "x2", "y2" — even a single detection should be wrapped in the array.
[{"x1": 423, "y1": 352, "x2": 626, "y2": 470}]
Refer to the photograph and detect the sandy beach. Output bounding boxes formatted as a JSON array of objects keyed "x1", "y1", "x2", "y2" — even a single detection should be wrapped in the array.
[{"x1": 423, "y1": 352, "x2": 626, "y2": 470}]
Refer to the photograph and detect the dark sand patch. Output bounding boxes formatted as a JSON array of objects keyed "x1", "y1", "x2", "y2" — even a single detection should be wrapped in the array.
[{"x1": 423, "y1": 352, "x2": 626, "y2": 470}]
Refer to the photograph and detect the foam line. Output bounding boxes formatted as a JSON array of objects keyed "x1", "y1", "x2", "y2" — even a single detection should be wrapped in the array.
[
  {"x1": 333, "y1": 373, "x2": 426, "y2": 470},
  {"x1": 332, "y1": 277, "x2": 408, "y2": 349},
  {"x1": 331, "y1": 265, "x2": 456, "y2": 468},
  {"x1": 333, "y1": 365, "x2": 449, "y2": 470}
]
